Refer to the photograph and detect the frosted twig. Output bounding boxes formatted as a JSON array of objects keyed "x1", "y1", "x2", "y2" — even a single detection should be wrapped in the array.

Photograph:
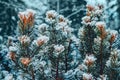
[{"x1": 67, "y1": 8, "x2": 85, "y2": 18}]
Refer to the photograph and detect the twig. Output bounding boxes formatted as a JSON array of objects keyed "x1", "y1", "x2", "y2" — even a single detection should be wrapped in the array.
[
  {"x1": 100, "y1": 39, "x2": 103, "y2": 75},
  {"x1": 67, "y1": 8, "x2": 85, "y2": 18},
  {"x1": 65, "y1": 39, "x2": 72, "y2": 72},
  {"x1": 57, "y1": 0, "x2": 60, "y2": 14},
  {"x1": 56, "y1": 57, "x2": 59, "y2": 80},
  {"x1": 31, "y1": 67, "x2": 35, "y2": 80}
]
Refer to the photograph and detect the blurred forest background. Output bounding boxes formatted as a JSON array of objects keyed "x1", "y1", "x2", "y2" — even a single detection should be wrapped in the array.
[
  {"x1": 0, "y1": 0, "x2": 120, "y2": 80},
  {"x1": 0, "y1": 0, "x2": 120, "y2": 37}
]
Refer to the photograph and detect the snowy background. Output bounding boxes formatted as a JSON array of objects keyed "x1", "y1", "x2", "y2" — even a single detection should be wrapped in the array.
[{"x1": 0, "y1": 0, "x2": 120, "y2": 80}]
